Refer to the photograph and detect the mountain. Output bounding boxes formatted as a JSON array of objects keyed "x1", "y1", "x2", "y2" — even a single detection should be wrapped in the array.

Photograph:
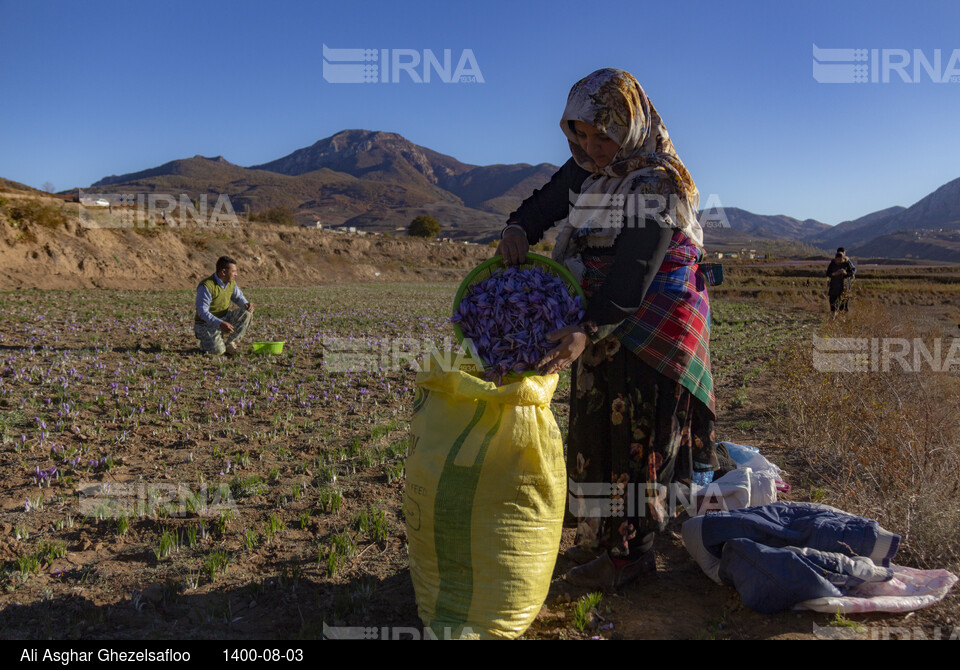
[
  {"x1": 699, "y1": 207, "x2": 830, "y2": 242},
  {"x1": 804, "y1": 177, "x2": 960, "y2": 253},
  {"x1": 440, "y1": 163, "x2": 560, "y2": 215},
  {"x1": 75, "y1": 132, "x2": 564, "y2": 240},
  {"x1": 249, "y1": 130, "x2": 467, "y2": 204},
  {"x1": 803, "y1": 206, "x2": 907, "y2": 250},
  {"x1": 92, "y1": 155, "x2": 237, "y2": 187},
  {"x1": 80, "y1": 154, "x2": 497, "y2": 239},
  {"x1": 250, "y1": 129, "x2": 559, "y2": 216},
  {"x1": 702, "y1": 176, "x2": 960, "y2": 262},
  {"x1": 62, "y1": 130, "x2": 960, "y2": 257},
  {"x1": 849, "y1": 229, "x2": 960, "y2": 262},
  {"x1": 852, "y1": 176, "x2": 960, "y2": 242}
]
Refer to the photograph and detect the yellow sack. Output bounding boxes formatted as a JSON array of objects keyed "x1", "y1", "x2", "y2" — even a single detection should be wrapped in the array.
[{"x1": 405, "y1": 364, "x2": 565, "y2": 640}]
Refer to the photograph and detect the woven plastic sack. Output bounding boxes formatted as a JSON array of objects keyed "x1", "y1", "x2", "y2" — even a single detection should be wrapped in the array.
[{"x1": 405, "y1": 360, "x2": 565, "y2": 639}]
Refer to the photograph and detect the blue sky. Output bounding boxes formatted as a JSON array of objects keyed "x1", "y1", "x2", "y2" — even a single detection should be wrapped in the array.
[{"x1": 2, "y1": 0, "x2": 959, "y2": 225}]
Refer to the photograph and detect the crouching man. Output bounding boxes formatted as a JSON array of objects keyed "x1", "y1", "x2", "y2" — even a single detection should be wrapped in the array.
[{"x1": 194, "y1": 255, "x2": 254, "y2": 356}]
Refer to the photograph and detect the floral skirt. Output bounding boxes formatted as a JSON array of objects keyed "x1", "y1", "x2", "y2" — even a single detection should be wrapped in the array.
[{"x1": 567, "y1": 337, "x2": 719, "y2": 559}]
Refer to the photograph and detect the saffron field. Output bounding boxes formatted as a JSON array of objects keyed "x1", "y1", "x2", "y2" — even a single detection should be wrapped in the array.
[{"x1": 1, "y1": 278, "x2": 956, "y2": 640}]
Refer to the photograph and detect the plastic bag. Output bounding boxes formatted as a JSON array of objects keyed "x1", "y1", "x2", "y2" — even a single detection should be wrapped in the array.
[
  {"x1": 799, "y1": 564, "x2": 958, "y2": 614},
  {"x1": 405, "y1": 361, "x2": 566, "y2": 639}
]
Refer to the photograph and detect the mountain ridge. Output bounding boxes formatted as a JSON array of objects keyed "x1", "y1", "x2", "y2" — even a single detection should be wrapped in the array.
[{"x1": 50, "y1": 129, "x2": 960, "y2": 259}]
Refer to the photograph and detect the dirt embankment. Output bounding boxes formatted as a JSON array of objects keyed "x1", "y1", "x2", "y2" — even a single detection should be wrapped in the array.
[{"x1": 0, "y1": 193, "x2": 496, "y2": 290}]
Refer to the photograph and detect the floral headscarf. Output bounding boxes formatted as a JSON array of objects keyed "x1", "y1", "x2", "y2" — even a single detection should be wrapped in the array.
[{"x1": 553, "y1": 69, "x2": 703, "y2": 274}]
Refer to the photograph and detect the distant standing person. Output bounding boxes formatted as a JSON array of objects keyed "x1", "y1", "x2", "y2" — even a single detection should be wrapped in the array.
[
  {"x1": 826, "y1": 247, "x2": 856, "y2": 313},
  {"x1": 194, "y1": 256, "x2": 254, "y2": 355}
]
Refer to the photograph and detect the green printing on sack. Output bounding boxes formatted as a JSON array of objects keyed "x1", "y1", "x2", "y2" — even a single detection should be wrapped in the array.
[{"x1": 430, "y1": 400, "x2": 504, "y2": 636}]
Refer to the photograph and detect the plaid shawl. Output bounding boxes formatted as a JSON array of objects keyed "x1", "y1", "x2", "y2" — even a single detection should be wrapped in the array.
[{"x1": 582, "y1": 230, "x2": 715, "y2": 416}]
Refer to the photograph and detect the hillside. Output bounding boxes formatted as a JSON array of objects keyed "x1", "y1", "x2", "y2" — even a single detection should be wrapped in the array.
[
  {"x1": 87, "y1": 130, "x2": 558, "y2": 240},
  {"x1": 87, "y1": 154, "x2": 465, "y2": 235},
  {"x1": 0, "y1": 188, "x2": 493, "y2": 291},
  {"x1": 806, "y1": 177, "x2": 960, "y2": 252},
  {"x1": 250, "y1": 130, "x2": 472, "y2": 187},
  {"x1": 854, "y1": 177, "x2": 960, "y2": 242},
  {"x1": 849, "y1": 228, "x2": 960, "y2": 263},
  {"x1": 701, "y1": 207, "x2": 830, "y2": 240},
  {"x1": 18, "y1": 128, "x2": 960, "y2": 259},
  {"x1": 247, "y1": 129, "x2": 560, "y2": 216},
  {"x1": 803, "y1": 206, "x2": 907, "y2": 250},
  {"x1": 0, "y1": 177, "x2": 47, "y2": 194}
]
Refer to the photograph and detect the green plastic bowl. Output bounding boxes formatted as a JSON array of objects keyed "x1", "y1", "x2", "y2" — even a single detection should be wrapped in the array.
[
  {"x1": 451, "y1": 253, "x2": 587, "y2": 375},
  {"x1": 252, "y1": 341, "x2": 285, "y2": 355}
]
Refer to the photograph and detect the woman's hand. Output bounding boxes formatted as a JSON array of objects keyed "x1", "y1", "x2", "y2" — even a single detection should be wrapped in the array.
[
  {"x1": 537, "y1": 325, "x2": 589, "y2": 375},
  {"x1": 496, "y1": 226, "x2": 529, "y2": 266}
]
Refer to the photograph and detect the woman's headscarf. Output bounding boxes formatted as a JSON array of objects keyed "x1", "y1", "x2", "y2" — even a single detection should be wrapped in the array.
[{"x1": 553, "y1": 68, "x2": 703, "y2": 274}]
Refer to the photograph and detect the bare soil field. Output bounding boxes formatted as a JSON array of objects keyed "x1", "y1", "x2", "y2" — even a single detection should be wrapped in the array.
[
  {"x1": 1, "y1": 191, "x2": 958, "y2": 640},
  {"x1": 0, "y1": 279, "x2": 956, "y2": 641}
]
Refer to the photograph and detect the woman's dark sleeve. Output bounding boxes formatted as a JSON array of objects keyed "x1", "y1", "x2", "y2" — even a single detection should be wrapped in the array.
[
  {"x1": 582, "y1": 218, "x2": 674, "y2": 342},
  {"x1": 505, "y1": 157, "x2": 591, "y2": 243}
]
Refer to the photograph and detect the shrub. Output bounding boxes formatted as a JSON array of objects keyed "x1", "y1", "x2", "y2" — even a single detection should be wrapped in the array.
[
  {"x1": 407, "y1": 215, "x2": 441, "y2": 238},
  {"x1": 250, "y1": 206, "x2": 297, "y2": 226},
  {"x1": 7, "y1": 200, "x2": 67, "y2": 229}
]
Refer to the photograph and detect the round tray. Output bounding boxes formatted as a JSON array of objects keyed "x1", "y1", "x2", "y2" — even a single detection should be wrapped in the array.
[{"x1": 451, "y1": 253, "x2": 587, "y2": 371}]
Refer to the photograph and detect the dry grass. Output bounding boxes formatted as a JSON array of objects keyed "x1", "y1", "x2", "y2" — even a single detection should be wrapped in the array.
[
  {"x1": 772, "y1": 299, "x2": 960, "y2": 570},
  {"x1": 716, "y1": 262, "x2": 960, "y2": 310},
  {"x1": 3, "y1": 199, "x2": 68, "y2": 230}
]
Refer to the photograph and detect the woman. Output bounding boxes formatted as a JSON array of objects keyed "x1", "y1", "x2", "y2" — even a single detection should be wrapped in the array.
[
  {"x1": 497, "y1": 68, "x2": 722, "y2": 591},
  {"x1": 825, "y1": 247, "x2": 856, "y2": 313}
]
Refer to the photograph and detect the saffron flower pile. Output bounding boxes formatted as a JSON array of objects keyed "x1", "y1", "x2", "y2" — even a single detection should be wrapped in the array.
[{"x1": 452, "y1": 265, "x2": 585, "y2": 383}]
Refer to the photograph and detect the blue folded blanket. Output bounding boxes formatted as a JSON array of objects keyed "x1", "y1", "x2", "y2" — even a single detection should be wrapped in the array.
[{"x1": 682, "y1": 502, "x2": 901, "y2": 613}]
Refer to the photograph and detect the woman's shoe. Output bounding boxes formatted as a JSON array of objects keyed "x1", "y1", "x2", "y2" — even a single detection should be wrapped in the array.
[
  {"x1": 562, "y1": 545, "x2": 601, "y2": 565},
  {"x1": 564, "y1": 551, "x2": 656, "y2": 592}
]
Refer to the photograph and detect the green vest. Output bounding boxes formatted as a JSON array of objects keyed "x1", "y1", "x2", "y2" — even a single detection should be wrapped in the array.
[{"x1": 196, "y1": 275, "x2": 236, "y2": 324}]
